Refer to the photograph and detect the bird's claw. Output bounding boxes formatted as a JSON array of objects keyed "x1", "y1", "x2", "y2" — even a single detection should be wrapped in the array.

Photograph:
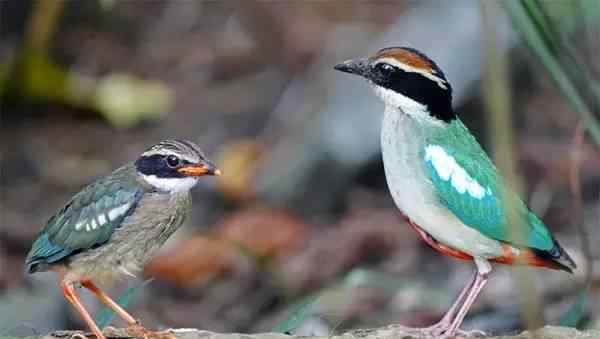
[
  {"x1": 397, "y1": 324, "x2": 487, "y2": 339},
  {"x1": 69, "y1": 333, "x2": 90, "y2": 339},
  {"x1": 430, "y1": 328, "x2": 488, "y2": 339},
  {"x1": 126, "y1": 324, "x2": 176, "y2": 339},
  {"x1": 463, "y1": 329, "x2": 487, "y2": 337}
]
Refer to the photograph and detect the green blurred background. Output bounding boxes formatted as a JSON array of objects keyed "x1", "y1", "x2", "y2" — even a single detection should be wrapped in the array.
[{"x1": 1, "y1": 0, "x2": 599, "y2": 337}]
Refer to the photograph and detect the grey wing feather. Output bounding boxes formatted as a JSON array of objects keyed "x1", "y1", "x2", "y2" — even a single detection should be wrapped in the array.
[{"x1": 26, "y1": 165, "x2": 144, "y2": 272}]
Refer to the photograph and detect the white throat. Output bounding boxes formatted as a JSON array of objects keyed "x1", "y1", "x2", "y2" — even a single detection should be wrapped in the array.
[
  {"x1": 371, "y1": 84, "x2": 442, "y2": 126},
  {"x1": 141, "y1": 174, "x2": 198, "y2": 193},
  {"x1": 372, "y1": 85, "x2": 427, "y2": 114}
]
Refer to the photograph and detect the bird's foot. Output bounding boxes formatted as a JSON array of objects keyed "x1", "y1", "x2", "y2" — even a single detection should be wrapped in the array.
[
  {"x1": 433, "y1": 330, "x2": 487, "y2": 339},
  {"x1": 408, "y1": 323, "x2": 487, "y2": 339},
  {"x1": 126, "y1": 324, "x2": 176, "y2": 339},
  {"x1": 431, "y1": 331, "x2": 487, "y2": 339},
  {"x1": 457, "y1": 329, "x2": 487, "y2": 338},
  {"x1": 67, "y1": 332, "x2": 101, "y2": 339}
]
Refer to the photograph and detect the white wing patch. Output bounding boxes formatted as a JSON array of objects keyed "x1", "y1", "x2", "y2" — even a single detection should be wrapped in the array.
[
  {"x1": 107, "y1": 203, "x2": 133, "y2": 221},
  {"x1": 424, "y1": 145, "x2": 490, "y2": 199},
  {"x1": 74, "y1": 202, "x2": 133, "y2": 232},
  {"x1": 75, "y1": 220, "x2": 86, "y2": 231}
]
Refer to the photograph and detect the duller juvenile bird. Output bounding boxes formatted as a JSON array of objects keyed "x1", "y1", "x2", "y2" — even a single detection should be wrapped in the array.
[
  {"x1": 25, "y1": 139, "x2": 220, "y2": 339},
  {"x1": 334, "y1": 47, "x2": 576, "y2": 338}
]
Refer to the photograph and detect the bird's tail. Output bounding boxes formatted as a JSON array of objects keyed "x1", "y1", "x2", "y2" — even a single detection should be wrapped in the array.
[
  {"x1": 532, "y1": 238, "x2": 577, "y2": 273},
  {"x1": 492, "y1": 237, "x2": 576, "y2": 273}
]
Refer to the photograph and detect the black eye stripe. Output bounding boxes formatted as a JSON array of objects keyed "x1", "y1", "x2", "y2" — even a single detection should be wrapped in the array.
[
  {"x1": 372, "y1": 66, "x2": 455, "y2": 122},
  {"x1": 135, "y1": 154, "x2": 185, "y2": 178},
  {"x1": 374, "y1": 63, "x2": 398, "y2": 74}
]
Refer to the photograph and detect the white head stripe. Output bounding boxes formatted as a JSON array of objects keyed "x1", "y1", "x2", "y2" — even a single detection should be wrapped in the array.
[
  {"x1": 141, "y1": 148, "x2": 185, "y2": 159},
  {"x1": 140, "y1": 140, "x2": 202, "y2": 161},
  {"x1": 374, "y1": 57, "x2": 448, "y2": 90}
]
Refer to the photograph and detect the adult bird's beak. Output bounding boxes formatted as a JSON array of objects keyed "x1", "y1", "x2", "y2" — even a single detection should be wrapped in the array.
[
  {"x1": 334, "y1": 58, "x2": 370, "y2": 77},
  {"x1": 177, "y1": 161, "x2": 221, "y2": 176}
]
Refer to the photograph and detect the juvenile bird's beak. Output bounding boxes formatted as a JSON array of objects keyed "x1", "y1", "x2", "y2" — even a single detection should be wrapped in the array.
[
  {"x1": 334, "y1": 58, "x2": 370, "y2": 77},
  {"x1": 178, "y1": 161, "x2": 221, "y2": 176}
]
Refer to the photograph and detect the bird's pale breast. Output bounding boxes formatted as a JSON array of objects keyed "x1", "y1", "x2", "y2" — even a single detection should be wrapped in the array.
[{"x1": 380, "y1": 106, "x2": 503, "y2": 258}]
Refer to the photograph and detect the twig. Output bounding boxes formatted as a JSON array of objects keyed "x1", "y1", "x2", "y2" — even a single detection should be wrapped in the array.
[
  {"x1": 481, "y1": 1, "x2": 543, "y2": 330},
  {"x1": 24, "y1": 0, "x2": 65, "y2": 52},
  {"x1": 568, "y1": 122, "x2": 593, "y2": 289}
]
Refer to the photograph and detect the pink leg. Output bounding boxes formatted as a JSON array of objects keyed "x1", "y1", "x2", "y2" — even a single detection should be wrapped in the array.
[
  {"x1": 443, "y1": 274, "x2": 488, "y2": 337},
  {"x1": 81, "y1": 280, "x2": 138, "y2": 326},
  {"x1": 426, "y1": 271, "x2": 477, "y2": 332},
  {"x1": 60, "y1": 279, "x2": 106, "y2": 339},
  {"x1": 442, "y1": 258, "x2": 491, "y2": 338}
]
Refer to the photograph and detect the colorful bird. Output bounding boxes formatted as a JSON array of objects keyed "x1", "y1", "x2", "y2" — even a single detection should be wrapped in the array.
[
  {"x1": 25, "y1": 139, "x2": 220, "y2": 339},
  {"x1": 334, "y1": 47, "x2": 576, "y2": 338}
]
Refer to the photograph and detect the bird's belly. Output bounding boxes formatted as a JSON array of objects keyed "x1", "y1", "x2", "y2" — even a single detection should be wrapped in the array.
[
  {"x1": 66, "y1": 215, "x2": 185, "y2": 285},
  {"x1": 381, "y1": 109, "x2": 503, "y2": 259},
  {"x1": 66, "y1": 234, "x2": 169, "y2": 284},
  {"x1": 65, "y1": 249, "x2": 143, "y2": 285}
]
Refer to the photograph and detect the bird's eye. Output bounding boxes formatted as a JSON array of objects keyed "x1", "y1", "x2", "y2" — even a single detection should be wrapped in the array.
[
  {"x1": 376, "y1": 63, "x2": 395, "y2": 73},
  {"x1": 166, "y1": 155, "x2": 180, "y2": 168}
]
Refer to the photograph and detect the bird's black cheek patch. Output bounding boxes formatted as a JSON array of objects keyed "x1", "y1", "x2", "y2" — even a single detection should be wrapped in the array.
[
  {"x1": 364, "y1": 66, "x2": 392, "y2": 86},
  {"x1": 135, "y1": 155, "x2": 185, "y2": 178},
  {"x1": 384, "y1": 71, "x2": 456, "y2": 122}
]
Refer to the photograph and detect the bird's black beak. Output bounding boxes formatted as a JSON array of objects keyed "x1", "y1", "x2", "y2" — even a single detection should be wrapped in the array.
[
  {"x1": 177, "y1": 161, "x2": 221, "y2": 176},
  {"x1": 334, "y1": 58, "x2": 370, "y2": 77}
]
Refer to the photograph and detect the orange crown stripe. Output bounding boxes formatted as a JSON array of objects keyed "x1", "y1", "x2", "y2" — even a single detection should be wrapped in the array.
[{"x1": 375, "y1": 48, "x2": 434, "y2": 72}]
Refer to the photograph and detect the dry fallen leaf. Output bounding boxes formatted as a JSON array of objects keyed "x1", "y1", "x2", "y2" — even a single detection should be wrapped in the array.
[
  {"x1": 145, "y1": 236, "x2": 234, "y2": 287},
  {"x1": 145, "y1": 206, "x2": 309, "y2": 287},
  {"x1": 219, "y1": 205, "x2": 307, "y2": 258}
]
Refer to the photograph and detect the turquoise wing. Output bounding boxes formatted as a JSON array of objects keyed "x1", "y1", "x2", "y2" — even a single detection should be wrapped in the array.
[
  {"x1": 422, "y1": 126, "x2": 554, "y2": 251},
  {"x1": 26, "y1": 168, "x2": 144, "y2": 272}
]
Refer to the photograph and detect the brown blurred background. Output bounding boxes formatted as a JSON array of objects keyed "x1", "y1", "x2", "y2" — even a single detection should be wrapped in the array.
[{"x1": 1, "y1": 0, "x2": 599, "y2": 337}]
